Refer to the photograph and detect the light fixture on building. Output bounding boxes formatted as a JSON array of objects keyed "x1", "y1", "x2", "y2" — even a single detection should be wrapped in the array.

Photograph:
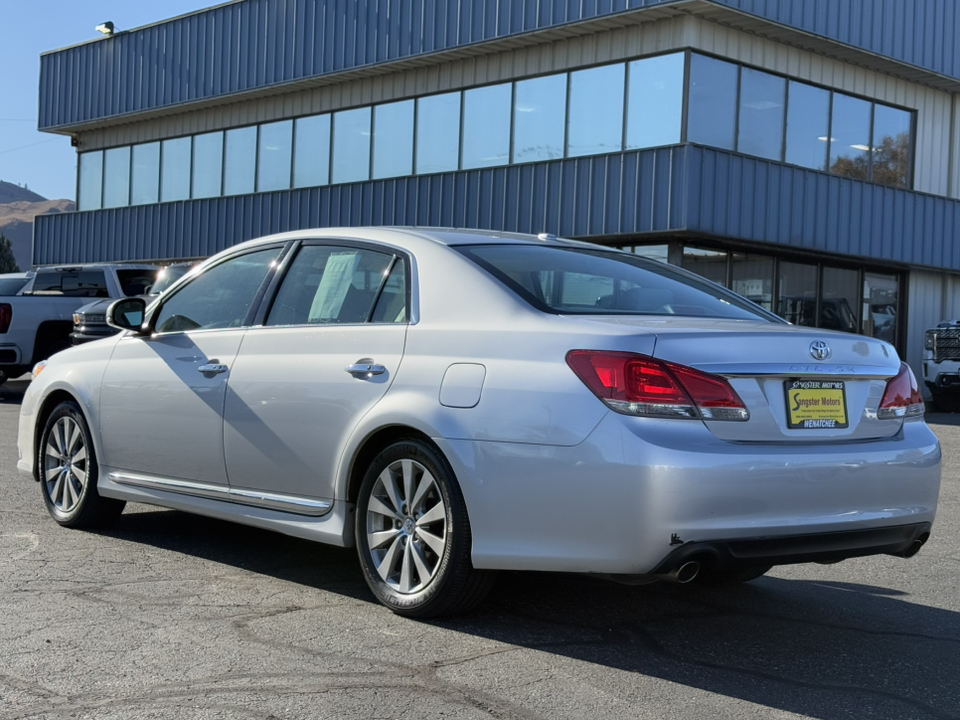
[{"x1": 95, "y1": 21, "x2": 116, "y2": 36}]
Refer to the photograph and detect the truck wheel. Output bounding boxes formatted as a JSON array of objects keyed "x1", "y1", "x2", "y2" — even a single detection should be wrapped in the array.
[{"x1": 930, "y1": 390, "x2": 957, "y2": 412}]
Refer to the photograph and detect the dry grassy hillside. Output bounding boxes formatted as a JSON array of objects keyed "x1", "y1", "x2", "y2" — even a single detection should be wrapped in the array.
[{"x1": 0, "y1": 182, "x2": 74, "y2": 270}]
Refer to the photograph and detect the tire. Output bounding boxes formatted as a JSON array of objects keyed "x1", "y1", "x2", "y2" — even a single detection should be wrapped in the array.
[
  {"x1": 701, "y1": 563, "x2": 772, "y2": 585},
  {"x1": 38, "y1": 400, "x2": 126, "y2": 528},
  {"x1": 355, "y1": 439, "x2": 494, "y2": 617}
]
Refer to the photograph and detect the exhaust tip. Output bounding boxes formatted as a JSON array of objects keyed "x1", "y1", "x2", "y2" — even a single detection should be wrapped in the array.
[
  {"x1": 675, "y1": 561, "x2": 700, "y2": 584},
  {"x1": 891, "y1": 533, "x2": 929, "y2": 559}
]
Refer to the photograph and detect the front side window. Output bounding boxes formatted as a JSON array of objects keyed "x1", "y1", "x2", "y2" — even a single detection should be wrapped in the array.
[
  {"x1": 154, "y1": 248, "x2": 281, "y2": 333},
  {"x1": 117, "y1": 269, "x2": 159, "y2": 296},
  {"x1": 266, "y1": 245, "x2": 400, "y2": 326},
  {"x1": 459, "y1": 245, "x2": 775, "y2": 320}
]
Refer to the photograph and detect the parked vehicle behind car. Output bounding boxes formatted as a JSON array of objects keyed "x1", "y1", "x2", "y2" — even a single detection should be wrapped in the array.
[
  {"x1": 0, "y1": 263, "x2": 156, "y2": 383},
  {"x1": 0, "y1": 272, "x2": 34, "y2": 296},
  {"x1": 71, "y1": 262, "x2": 197, "y2": 345},
  {"x1": 17, "y1": 228, "x2": 941, "y2": 617}
]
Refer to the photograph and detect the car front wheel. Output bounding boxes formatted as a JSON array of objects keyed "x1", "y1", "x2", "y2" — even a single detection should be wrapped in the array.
[{"x1": 355, "y1": 439, "x2": 493, "y2": 617}]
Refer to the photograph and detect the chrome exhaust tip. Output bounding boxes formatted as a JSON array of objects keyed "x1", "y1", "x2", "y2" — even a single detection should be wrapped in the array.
[{"x1": 673, "y1": 560, "x2": 701, "y2": 584}]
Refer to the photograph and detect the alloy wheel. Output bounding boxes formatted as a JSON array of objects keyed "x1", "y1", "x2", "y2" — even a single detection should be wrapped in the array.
[{"x1": 43, "y1": 415, "x2": 88, "y2": 513}]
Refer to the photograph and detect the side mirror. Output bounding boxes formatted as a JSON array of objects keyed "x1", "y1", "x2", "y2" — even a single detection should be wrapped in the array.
[{"x1": 107, "y1": 297, "x2": 147, "y2": 333}]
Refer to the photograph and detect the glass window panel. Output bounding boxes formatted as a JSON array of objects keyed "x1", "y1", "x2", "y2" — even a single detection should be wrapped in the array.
[
  {"x1": 257, "y1": 119, "x2": 293, "y2": 192},
  {"x1": 785, "y1": 81, "x2": 830, "y2": 171},
  {"x1": 871, "y1": 104, "x2": 912, "y2": 188},
  {"x1": 371, "y1": 260, "x2": 408, "y2": 323},
  {"x1": 372, "y1": 100, "x2": 414, "y2": 179},
  {"x1": 32, "y1": 269, "x2": 108, "y2": 297},
  {"x1": 737, "y1": 68, "x2": 786, "y2": 161},
  {"x1": 777, "y1": 261, "x2": 818, "y2": 327},
  {"x1": 462, "y1": 82, "x2": 511, "y2": 169},
  {"x1": 821, "y1": 267, "x2": 860, "y2": 333},
  {"x1": 192, "y1": 131, "x2": 223, "y2": 199},
  {"x1": 131, "y1": 142, "x2": 160, "y2": 205},
  {"x1": 416, "y1": 92, "x2": 461, "y2": 174},
  {"x1": 155, "y1": 248, "x2": 281, "y2": 333},
  {"x1": 332, "y1": 107, "x2": 371, "y2": 184},
  {"x1": 687, "y1": 54, "x2": 738, "y2": 151},
  {"x1": 625, "y1": 53, "x2": 684, "y2": 150},
  {"x1": 102, "y1": 146, "x2": 131, "y2": 208},
  {"x1": 829, "y1": 93, "x2": 872, "y2": 181},
  {"x1": 513, "y1": 73, "x2": 566, "y2": 163},
  {"x1": 567, "y1": 64, "x2": 625, "y2": 157},
  {"x1": 862, "y1": 272, "x2": 898, "y2": 343},
  {"x1": 223, "y1": 126, "x2": 257, "y2": 196},
  {"x1": 160, "y1": 137, "x2": 191, "y2": 202},
  {"x1": 682, "y1": 247, "x2": 727, "y2": 286},
  {"x1": 78, "y1": 151, "x2": 103, "y2": 211},
  {"x1": 731, "y1": 253, "x2": 775, "y2": 311},
  {"x1": 293, "y1": 114, "x2": 331, "y2": 188},
  {"x1": 626, "y1": 244, "x2": 670, "y2": 263}
]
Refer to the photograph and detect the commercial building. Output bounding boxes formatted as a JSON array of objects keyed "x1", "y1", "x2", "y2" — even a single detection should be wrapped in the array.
[{"x1": 34, "y1": 0, "x2": 960, "y2": 385}]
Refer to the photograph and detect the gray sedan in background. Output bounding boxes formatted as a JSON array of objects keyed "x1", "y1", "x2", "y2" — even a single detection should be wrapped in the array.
[{"x1": 16, "y1": 228, "x2": 940, "y2": 617}]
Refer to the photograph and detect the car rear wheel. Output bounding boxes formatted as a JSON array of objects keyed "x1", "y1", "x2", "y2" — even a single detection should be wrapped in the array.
[
  {"x1": 355, "y1": 439, "x2": 494, "y2": 617},
  {"x1": 39, "y1": 401, "x2": 126, "y2": 528}
]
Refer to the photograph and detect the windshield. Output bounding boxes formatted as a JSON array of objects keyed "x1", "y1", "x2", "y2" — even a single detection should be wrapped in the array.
[
  {"x1": 117, "y1": 269, "x2": 158, "y2": 296},
  {"x1": 459, "y1": 244, "x2": 779, "y2": 321}
]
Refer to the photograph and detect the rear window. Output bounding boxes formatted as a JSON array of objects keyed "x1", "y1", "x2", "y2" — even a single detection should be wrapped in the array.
[
  {"x1": 31, "y1": 270, "x2": 108, "y2": 297},
  {"x1": 0, "y1": 276, "x2": 29, "y2": 296},
  {"x1": 458, "y1": 244, "x2": 778, "y2": 321},
  {"x1": 117, "y1": 269, "x2": 158, "y2": 296}
]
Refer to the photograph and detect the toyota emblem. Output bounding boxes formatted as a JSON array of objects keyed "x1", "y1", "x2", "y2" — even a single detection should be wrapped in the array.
[{"x1": 810, "y1": 341, "x2": 831, "y2": 360}]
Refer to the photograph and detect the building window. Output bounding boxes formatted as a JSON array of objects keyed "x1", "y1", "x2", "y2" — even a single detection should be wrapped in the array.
[
  {"x1": 863, "y1": 272, "x2": 898, "y2": 343},
  {"x1": 785, "y1": 81, "x2": 830, "y2": 172},
  {"x1": 777, "y1": 261, "x2": 818, "y2": 327},
  {"x1": 332, "y1": 107, "x2": 372, "y2": 184},
  {"x1": 567, "y1": 64, "x2": 625, "y2": 158},
  {"x1": 731, "y1": 252, "x2": 775, "y2": 311},
  {"x1": 871, "y1": 104, "x2": 912, "y2": 188},
  {"x1": 223, "y1": 126, "x2": 257, "y2": 196},
  {"x1": 131, "y1": 142, "x2": 160, "y2": 205},
  {"x1": 372, "y1": 100, "x2": 414, "y2": 180},
  {"x1": 682, "y1": 247, "x2": 727, "y2": 286},
  {"x1": 821, "y1": 266, "x2": 860, "y2": 334},
  {"x1": 829, "y1": 94, "x2": 872, "y2": 181},
  {"x1": 625, "y1": 53, "x2": 684, "y2": 150},
  {"x1": 737, "y1": 68, "x2": 785, "y2": 162},
  {"x1": 102, "y1": 146, "x2": 131, "y2": 209},
  {"x1": 192, "y1": 131, "x2": 224, "y2": 199},
  {"x1": 687, "y1": 54, "x2": 738, "y2": 151},
  {"x1": 416, "y1": 92, "x2": 461, "y2": 174},
  {"x1": 513, "y1": 73, "x2": 566, "y2": 163},
  {"x1": 293, "y1": 114, "x2": 331, "y2": 188},
  {"x1": 78, "y1": 151, "x2": 104, "y2": 211},
  {"x1": 257, "y1": 120, "x2": 293, "y2": 192},
  {"x1": 160, "y1": 137, "x2": 191, "y2": 202},
  {"x1": 462, "y1": 82, "x2": 512, "y2": 170}
]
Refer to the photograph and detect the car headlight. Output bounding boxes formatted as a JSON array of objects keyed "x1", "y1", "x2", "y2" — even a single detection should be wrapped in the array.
[
  {"x1": 925, "y1": 331, "x2": 936, "y2": 351},
  {"x1": 32, "y1": 360, "x2": 48, "y2": 379},
  {"x1": 73, "y1": 313, "x2": 82, "y2": 325}
]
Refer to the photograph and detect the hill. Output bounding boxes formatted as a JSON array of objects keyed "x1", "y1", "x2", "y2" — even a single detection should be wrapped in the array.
[
  {"x1": 0, "y1": 182, "x2": 75, "y2": 271},
  {"x1": 0, "y1": 181, "x2": 46, "y2": 205}
]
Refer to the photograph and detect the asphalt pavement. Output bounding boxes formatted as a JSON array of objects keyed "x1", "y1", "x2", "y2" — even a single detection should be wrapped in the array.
[{"x1": 1, "y1": 377, "x2": 958, "y2": 720}]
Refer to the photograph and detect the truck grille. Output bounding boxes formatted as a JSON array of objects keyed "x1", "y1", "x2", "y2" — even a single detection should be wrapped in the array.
[{"x1": 935, "y1": 329, "x2": 960, "y2": 361}]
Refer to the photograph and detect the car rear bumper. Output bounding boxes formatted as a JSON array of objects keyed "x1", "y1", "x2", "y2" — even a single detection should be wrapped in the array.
[{"x1": 439, "y1": 413, "x2": 941, "y2": 575}]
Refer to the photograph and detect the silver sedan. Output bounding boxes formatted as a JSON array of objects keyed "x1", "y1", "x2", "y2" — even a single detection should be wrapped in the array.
[{"x1": 16, "y1": 228, "x2": 941, "y2": 617}]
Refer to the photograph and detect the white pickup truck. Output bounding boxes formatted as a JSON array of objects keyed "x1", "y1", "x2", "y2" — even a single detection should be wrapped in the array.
[
  {"x1": 922, "y1": 321, "x2": 960, "y2": 410},
  {"x1": 0, "y1": 263, "x2": 156, "y2": 383}
]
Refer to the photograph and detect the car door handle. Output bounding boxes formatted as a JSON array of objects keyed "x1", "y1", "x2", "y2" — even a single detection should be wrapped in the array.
[
  {"x1": 198, "y1": 363, "x2": 229, "y2": 374},
  {"x1": 345, "y1": 363, "x2": 386, "y2": 376}
]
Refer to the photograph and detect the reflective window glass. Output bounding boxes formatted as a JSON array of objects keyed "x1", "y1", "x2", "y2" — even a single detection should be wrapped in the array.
[
  {"x1": 372, "y1": 100, "x2": 414, "y2": 179},
  {"x1": 266, "y1": 245, "x2": 395, "y2": 326},
  {"x1": 462, "y1": 82, "x2": 511, "y2": 169},
  {"x1": 687, "y1": 54, "x2": 738, "y2": 150},
  {"x1": 416, "y1": 92, "x2": 461, "y2": 174},
  {"x1": 257, "y1": 120, "x2": 293, "y2": 192},
  {"x1": 777, "y1": 261, "x2": 818, "y2": 327},
  {"x1": 731, "y1": 252, "x2": 774, "y2": 311},
  {"x1": 862, "y1": 272, "x2": 898, "y2": 343},
  {"x1": 332, "y1": 107, "x2": 371, "y2": 184},
  {"x1": 626, "y1": 245, "x2": 670, "y2": 263},
  {"x1": 160, "y1": 137, "x2": 191, "y2": 202},
  {"x1": 32, "y1": 269, "x2": 108, "y2": 297},
  {"x1": 737, "y1": 68, "x2": 785, "y2": 161},
  {"x1": 871, "y1": 104, "x2": 912, "y2": 188},
  {"x1": 821, "y1": 267, "x2": 859, "y2": 334},
  {"x1": 131, "y1": 142, "x2": 160, "y2": 205},
  {"x1": 568, "y1": 64, "x2": 625, "y2": 157},
  {"x1": 293, "y1": 114, "x2": 331, "y2": 188},
  {"x1": 371, "y1": 260, "x2": 408, "y2": 323},
  {"x1": 78, "y1": 152, "x2": 104, "y2": 211},
  {"x1": 829, "y1": 93, "x2": 872, "y2": 181},
  {"x1": 682, "y1": 247, "x2": 727, "y2": 286},
  {"x1": 192, "y1": 131, "x2": 223, "y2": 199},
  {"x1": 625, "y1": 53, "x2": 684, "y2": 150},
  {"x1": 155, "y1": 248, "x2": 281, "y2": 333},
  {"x1": 513, "y1": 73, "x2": 566, "y2": 163},
  {"x1": 785, "y1": 81, "x2": 830, "y2": 171},
  {"x1": 102, "y1": 146, "x2": 131, "y2": 208},
  {"x1": 223, "y1": 126, "x2": 257, "y2": 196}
]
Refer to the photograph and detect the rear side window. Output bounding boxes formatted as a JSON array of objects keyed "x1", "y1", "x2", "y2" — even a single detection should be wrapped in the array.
[
  {"x1": 31, "y1": 270, "x2": 108, "y2": 297},
  {"x1": 0, "y1": 277, "x2": 29, "y2": 296},
  {"x1": 459, "y1": 244, "x2": 778, "y2": 321},
  {"x1": 116, "y1": 269, "x2": 158, "y2": 296}
]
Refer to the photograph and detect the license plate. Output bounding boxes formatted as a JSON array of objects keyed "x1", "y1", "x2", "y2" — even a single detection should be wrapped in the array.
[{"x1": 784, "y1": 379, "x2": 848, "y2": 429}]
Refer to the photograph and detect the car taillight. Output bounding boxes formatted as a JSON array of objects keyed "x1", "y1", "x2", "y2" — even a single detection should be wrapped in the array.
[
  {"x1": 878, "y1": 362, "x2": 925, "y2": 419},
  {"x1": 0, "y1": 303, "x2": 11, "y2": 334},
  {"x1": 566, "y1": 350, "x2": 749, "y2": 421}
]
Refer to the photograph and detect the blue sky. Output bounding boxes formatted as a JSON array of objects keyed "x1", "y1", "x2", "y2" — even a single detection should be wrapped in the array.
[{"x1": 0, "y1": 1, "x2": 219, "y2": 202}]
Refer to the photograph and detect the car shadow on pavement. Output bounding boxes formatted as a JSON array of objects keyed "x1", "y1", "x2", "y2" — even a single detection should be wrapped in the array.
[{"x1": 97, "y1": 507, "x2": 959, "y2": 720}]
